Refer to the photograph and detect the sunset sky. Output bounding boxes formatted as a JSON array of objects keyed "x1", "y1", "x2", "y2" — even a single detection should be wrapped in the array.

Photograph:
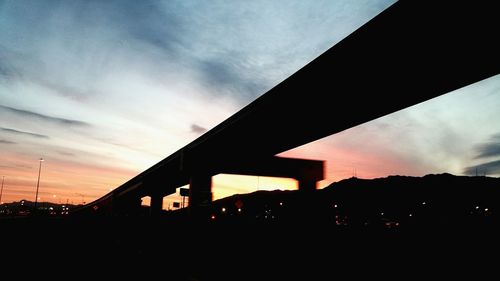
[{"x1": 1, "y1": 0, "x2": 499, "y2": 207}]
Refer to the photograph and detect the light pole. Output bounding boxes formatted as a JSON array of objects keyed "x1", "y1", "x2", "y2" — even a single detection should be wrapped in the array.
[
  {"x1": 34, "y1": 158, "x2": 44, "y2": 211},
  {"x1": 0, "y1": 176, "x2": 4, "y2": 204}
]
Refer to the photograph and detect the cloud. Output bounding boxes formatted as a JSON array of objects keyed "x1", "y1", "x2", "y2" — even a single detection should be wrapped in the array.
[
  {"x1": 0, "y1": 45, "x2": 26, "y2": 80},
  {"x1": 57, "y1": 151, "x2": 75, "y2": 157},
  {"x1": 0, "y1": 163, "x2": 32, "y2": 170},
  {"x1": 0, "y1": 139, "x2": 17, "y2": 144},
  {"x1": 191, "y1": 124, "x2": 207, "y2": 134},
  {"x1": 36, "y1": 80, "x2": 94, "y2": 102},
  {"x1": 195, "y1": 58, "x2": 268, "y2": 103},
  {"x1": 0, "y1": 105, "x2": 89, "y2": 127},
  {"x1": 463, "y1": 160, "x2": 500, "y2": 176},
  {"x1": 112, "y1": 1, "x2": 187, "y2": 52},
  {"x1": 0, "y1": 127, "x2": 49, "y2": 139},
  {"x1": 463, "y1": 133, "x2": 500, "y2": 175},
  {"x1": 0, "y1": 61, "x2": 16, "y2": 79},
  {"x1": 0, "y1": 49, "x2": 16, "y2": 78},
  {"x1": 0, "y1": 0, "x2": 396, "y2": 110},
  {"x1": 474, "y1": 133, "x2": 500, "y2": 159}
]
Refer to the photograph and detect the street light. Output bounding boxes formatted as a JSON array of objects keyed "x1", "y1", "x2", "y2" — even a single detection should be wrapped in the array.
[
  {"x1": 34, "y1": 158, "x2": 44, "y2": 211},
  {"x1": 0, "y1": 176, "x2": 4, "y2": 204}
]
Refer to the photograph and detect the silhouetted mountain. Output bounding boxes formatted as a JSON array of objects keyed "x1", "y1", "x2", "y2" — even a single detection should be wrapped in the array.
[{"x1": 194, "y1": 173, "x2": 500, "y2": 228}]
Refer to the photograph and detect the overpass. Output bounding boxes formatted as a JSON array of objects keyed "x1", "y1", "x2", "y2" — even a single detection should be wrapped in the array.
[
  {"x1": 78, "y1": 1, "x2": 499, "y2": 216},
  {"x1": 90, "y1": 156, "x2": 324, "y2": 216}
]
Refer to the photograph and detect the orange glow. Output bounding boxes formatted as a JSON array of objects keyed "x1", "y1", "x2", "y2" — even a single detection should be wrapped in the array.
[
  {"x1": 141, "y1": 196, "x2": 151, "y2": 207},
  {"x1": 279, "y1": 135, "x2": 424, "y2": 185},
  {"x1": 212, "y1": 174, "x2": 297, "y2": 199},
  {"x1": 0, "y1": 152, "x2": 137, "y2": 204},
  {"x1": 161, "y1": 174, "x2": 297, "y2": 211},
  {"x1": 1, "y1": 129, "x2": 422, "y2": 207}
]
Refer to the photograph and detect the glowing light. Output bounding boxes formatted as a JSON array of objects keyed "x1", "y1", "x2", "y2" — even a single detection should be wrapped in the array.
[
  {"x1": 422, "y1": 202, "x2": 426, "y2": 205},
  {"x1": 221, "y1": 207, "x2": 226, "y2": 212},
  {"x1": 238, "y1": 208, "x2": 242, "y2": 212},
  {"x1": 409, "y1": 213, "x2": 413, "y2": 217},
  {"x1": 485, "y1": 208, "x2": 489, "y2": 212},
  {"x1": 380, "y1": 212, "x2": 384, "y2": 216},
  {"x1": 476, "y1": 206, "x2": 480, "y2": 210},
  {"x1": 334, "y1": 204, "x2": 338, "y2": 208},
  {"x1": 280, "y1": 202, "x2": 283, "y2": 206},
  {"x1": 52, "y1": 195, "x2": 57, "y2": 198}
]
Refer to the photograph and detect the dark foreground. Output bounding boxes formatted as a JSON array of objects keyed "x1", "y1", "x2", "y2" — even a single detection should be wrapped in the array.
[
  {"x1": 1, "y1": 215, "x2": 499, "y2": 280},
  {"x1": 3, "y1": 174, "x2": 500, "y2": 279}
]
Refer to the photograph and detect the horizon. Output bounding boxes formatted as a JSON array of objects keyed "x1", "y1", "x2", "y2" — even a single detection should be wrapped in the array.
[
  {"x1": 4, "y1": 172, "x2": 499, "y2": 207},
  {"x1": 1, "y1": 0, "x2": 500, "y2": 206}
]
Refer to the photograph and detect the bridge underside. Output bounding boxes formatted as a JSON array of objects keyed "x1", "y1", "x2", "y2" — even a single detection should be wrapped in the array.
[
  {"x1": 106, "y1": 156, "x2": 324, "y2": 216},
  {"x1": 77, "y1": 1, "x2": 499, "y2": 217}
]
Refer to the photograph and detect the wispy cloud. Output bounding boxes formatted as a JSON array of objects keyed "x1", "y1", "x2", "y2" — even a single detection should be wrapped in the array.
[
  {"x1": 0, "y1": 105, "x2": 89, "y2": 127},
  {"x1": 57, "y1": 151, "x2": 75, "y2": 157},
  {"x1": 1, "y1": 127, "x2": 49, "y2": 139},
  {"x1": 474, "y1": 133, "x2": 500, "y2": 159},
  {"x1": 0, "y1": 61, "x2": 16, "y2": 79},
  {"x1": 464, "y1": 133, "x2": 500, "y2": 175},
  {"x1": 194, "y1": 58, "x2": 268, "y2": 103},
  {"x1": 464, "y1": 160, "x2": 500, "y2": 176},
  {"x1": 0, "y1": 139, "x2": 17, "y2": 144},
  {"x1": 1, "y1": 0, "x2": 396, "y2": 106},
  {"x1": 0, "y1": 45, "x2": 26, "y2": 81},
  {"x1": 0, "y1": 163, "x2": 32, "y2": 170},
  {"x1": 191, "y1": 124, "x2": 207, "y2": 134}
]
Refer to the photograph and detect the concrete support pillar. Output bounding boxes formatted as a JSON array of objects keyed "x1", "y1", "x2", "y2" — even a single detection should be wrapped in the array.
[
  {"x1": 150, "y1": 194, "x2": 163, "y2": 216},
  {"x1": 189, "y1": 174, "x2": 213, "y2": 210},
  {"x1": 115, "y1": 196, "x2": 142, "y2": 216},
  {"x1": 298, "y1": 179, "x2": 317, "y2": 191}
]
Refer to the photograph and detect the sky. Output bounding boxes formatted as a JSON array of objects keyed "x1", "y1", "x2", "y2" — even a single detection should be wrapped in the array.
[{"x1": 1, "y1": 0, "x2": 499, "y2": 207}]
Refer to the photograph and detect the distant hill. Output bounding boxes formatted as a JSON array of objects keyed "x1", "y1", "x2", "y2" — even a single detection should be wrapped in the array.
[{"x1": 200, "y1": 173, "x2": 500, "y2": 228}]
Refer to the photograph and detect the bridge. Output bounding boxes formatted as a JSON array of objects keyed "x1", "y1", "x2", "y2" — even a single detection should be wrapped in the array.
[{"x1": 77, "y1": 1, "x2": 499, "y2": 216}]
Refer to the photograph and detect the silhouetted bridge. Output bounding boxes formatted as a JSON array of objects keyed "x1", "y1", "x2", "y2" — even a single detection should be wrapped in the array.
[{"x1": 77, "y1": 1, "x2": 499, "y2": 216}]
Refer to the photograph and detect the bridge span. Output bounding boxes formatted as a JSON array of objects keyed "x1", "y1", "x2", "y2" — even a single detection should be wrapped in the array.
[{"x1": 77, "y1": 1, "x2": 499, "y2": 216}]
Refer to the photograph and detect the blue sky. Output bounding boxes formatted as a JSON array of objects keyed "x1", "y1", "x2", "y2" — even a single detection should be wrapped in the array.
[{"x1": 1, "y1": 0, "x2": 499, "y2": 204}]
